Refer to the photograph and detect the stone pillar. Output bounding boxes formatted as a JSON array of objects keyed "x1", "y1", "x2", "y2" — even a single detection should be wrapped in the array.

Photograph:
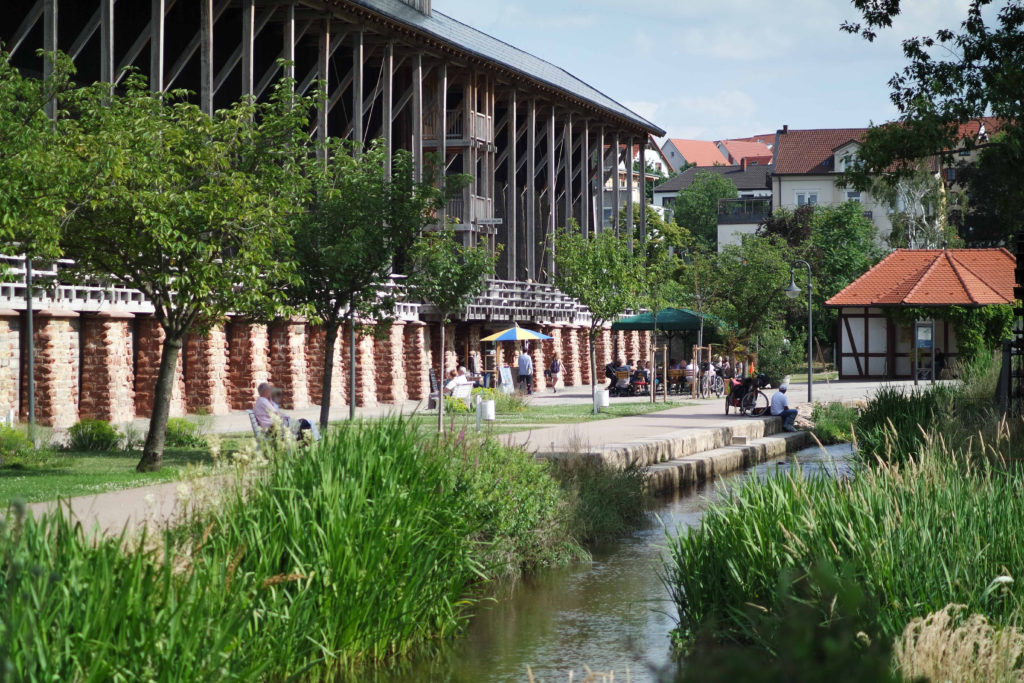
[
  {"x1": 0, "y1": 312, "x2": 20, "y2": 419},
  {"x1": 227, "y1": 320, "x2": 271, "y2": 410},
  {"x1": 305, "y1": 325, "x2": 347, "y2": 409},
  {"x1": 431, "y1": 323, "x2": 458, "y2": 378},
  {"x1": 468, "y1": 324, "x2": 483, "y2": 374},
  {"x1": 576, "y1": 327, "x2": 591, "y2": 386},
  {"x1": 28, "y1": 311, "x2": 80, "y2": 429},
  {"x1": 595, "y1": 327, "x2": 613, "y2": 370},
  {"x1": 562, "y1": 325, "x2": 581, "y2": 387},
  {"x1": 544, "y1": 325, "x2": 562, "y2": 390},
  {"x1": 375, "y1": 321, "x2": 408, "y2": 404},
  {"x1": 133, "y1": 316, "x2": 186, "y2": 419},
  {"x1": 80, "y1": 313, "x2": 135, "y2": 424},
  {"x1": 355, "y1": 330, "x2": 378, "y2": 407},
  {"x1": 403, "y1": 322, "x2": 430, "y2": 401},
  {"x1": 269, "y1": 319, "x2": 309, "y2": 409},
  {"x1": 184, "y1": 324, "x2": 231, "y2": 415},
  {"x1": 528, "y1": 334, "x2": 546, "y2": 392}
]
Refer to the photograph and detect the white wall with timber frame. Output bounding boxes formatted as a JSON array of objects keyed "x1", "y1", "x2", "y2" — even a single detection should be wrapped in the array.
[{"x1": 835, "y1": 307, "x2": 958, "y2": 379}]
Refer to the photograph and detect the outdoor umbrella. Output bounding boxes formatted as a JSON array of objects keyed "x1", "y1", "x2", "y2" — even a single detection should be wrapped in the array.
[
  {"x1": 610, "y1": 307, "x2": 726, "y2": 332},
  {"x1": 480, "y1": 324, "x2": 553, "y2": 342}
]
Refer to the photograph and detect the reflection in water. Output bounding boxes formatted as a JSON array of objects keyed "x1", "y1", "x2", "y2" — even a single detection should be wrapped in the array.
[{"x1": 380, "y1": 443, "x2": 855, "y2": 682}]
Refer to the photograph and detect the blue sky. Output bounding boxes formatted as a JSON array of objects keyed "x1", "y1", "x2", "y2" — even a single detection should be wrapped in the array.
[{"x1": 436, "y1": 0, "x2": 971, "y2": 141}]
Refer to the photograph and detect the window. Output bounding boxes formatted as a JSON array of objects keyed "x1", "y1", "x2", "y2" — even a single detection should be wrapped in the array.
[
  {"x1": 795, "y1": 190, "x2": 818, "y2": 206},
  {"x1": 945, "y1": 168, "x2": 957, "y2": 182},
  {"x1": 845, "y1": 190, "x2": 862, "y2": 203}
]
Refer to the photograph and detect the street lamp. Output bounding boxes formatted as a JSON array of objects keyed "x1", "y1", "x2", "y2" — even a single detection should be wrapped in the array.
[{"x1": 784, "y1": 260, "x2": 813, "y2": 403}]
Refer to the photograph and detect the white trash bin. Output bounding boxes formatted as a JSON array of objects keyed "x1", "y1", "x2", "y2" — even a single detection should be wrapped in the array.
[
  {"x1": 481, "y1": 399, "x2": 496, "y2": 421},
  {"x1": 596, "y1": 389, "x2": 610, "y2": 408}
]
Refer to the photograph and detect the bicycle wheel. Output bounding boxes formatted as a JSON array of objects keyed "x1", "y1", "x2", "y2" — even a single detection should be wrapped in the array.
[
  {"x1": 740, "y1": 390, "x2": 770, "y2": 417},
  {"x1": 712, "y1": 376, "x2": 724, "y2": 398},
  {"x1": 698, "y1": 376, "x2": 709, "y2": 399}
]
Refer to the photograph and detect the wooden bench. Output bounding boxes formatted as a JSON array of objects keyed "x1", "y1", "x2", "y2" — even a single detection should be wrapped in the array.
[{"x1": 450, "y1": 382, "x2": 473, "y2": 409}]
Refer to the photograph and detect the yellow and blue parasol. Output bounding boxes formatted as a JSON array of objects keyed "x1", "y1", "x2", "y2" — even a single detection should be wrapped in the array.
[{"x1": 480, "y1": 323, "x2": 552, "y2": 342}]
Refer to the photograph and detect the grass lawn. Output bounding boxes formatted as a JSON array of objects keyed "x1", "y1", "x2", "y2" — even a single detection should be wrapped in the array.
[
  {"x1": 0, "y1": 436, "x2": 256, "y2": 505},
  {"x1": 367, "y1": 398, "x2": 696, "y2": 434},
  {"x1": 787, "y1": 371, "x2": 840, "y2": 383}
]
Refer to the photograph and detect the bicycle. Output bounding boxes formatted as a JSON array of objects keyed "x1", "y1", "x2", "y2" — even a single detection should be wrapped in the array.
[{"x1": 739, "y1": 388, "x2": 770, "y2": 416}]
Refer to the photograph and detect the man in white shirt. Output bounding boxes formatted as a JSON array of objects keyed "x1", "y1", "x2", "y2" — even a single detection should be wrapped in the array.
[
  {"x1": 769, "y1": 384, "x2": 798, "y2": 432},
  {"x1": 517, "y1": 349, "x2": 534, "y2": 394},
  {"x1": 253, "y1": 382, "x2": 288, "y2": 429}
]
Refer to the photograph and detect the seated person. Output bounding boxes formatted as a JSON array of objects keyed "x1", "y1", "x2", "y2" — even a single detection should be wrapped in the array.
[
  {"x1": 253, "y1": 382, "x2": 313, "y2": 440},
  {"x1": 669, "y1": 358, "x2": 681, "y2": 370},
  {"x1": 604, "y1": 361, "x2": 619, "y2": 389},
  {"x1": 443, "y1": 369, "x2": 460, "y2": 394},
  {"x1": 770, "y1": 384, "x2": 799, "y2": 432}
]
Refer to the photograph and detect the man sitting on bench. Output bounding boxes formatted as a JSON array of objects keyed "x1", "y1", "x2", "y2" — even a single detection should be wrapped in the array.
[{"x1": 253, "y1": 382, "x2": 313, "y2": 441}]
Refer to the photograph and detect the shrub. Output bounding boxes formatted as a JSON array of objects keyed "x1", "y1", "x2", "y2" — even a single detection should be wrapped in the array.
[
  {"x1": 494, "y1": 390, "x2": 527, "y2": 414},
  {"x1": 443, "y1": 395, "x2": 472, "y2": 414},
  {"x1": 810, "y1": 403, "x2": 859, "y2": 445},
  {"x1": 67, "y1": 419, "x2": 121, "y2": 452},
  {"x1": 0, "y1": 425, "x2": 36, "y2": 465},
  {"x1": 164, "y1": 417, "x2": 207, "y2": 448},
  {"x1": 754, "y1": 328, "x2": 794, "y2": 387}
]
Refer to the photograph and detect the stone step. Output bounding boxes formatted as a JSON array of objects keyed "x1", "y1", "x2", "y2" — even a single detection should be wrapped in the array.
[{"x1": 645, "y1": 431, "x2": 811, "y2": 494}]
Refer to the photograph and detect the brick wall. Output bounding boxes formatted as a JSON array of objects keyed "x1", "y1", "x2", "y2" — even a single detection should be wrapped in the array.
[
  {"x1": 403, "y1": 322, "x2": 430, "y2": 400},
  {"x1": 269, "y1": 319, "x2": 309, "y2": 409},
  {"x1": 305, "y1": 324, "x2": 347, "y2": 408},
  {"x1": 0, "y1": 313, "x2": 19, "y2": 419},
  {"x1": 80, "y1": 313, "x2": 135, "y2": 424},
  {"x1": 134, "y1": 316, "x2": 186, "y2": 419},
  {"x1": 354, "y1": 330, "x2": 377, "y2": 407},
  {"x1": 577, "y1": 328, "x2": 591, "y2": 385},
  {"x1": 184, "y1": 324, "x2": 231, "y2": 415},
  {"x1": 30, "y1": 312, "x2": 80, "y2": 428},
  {"x1": 227, "y1": 321, "x2": 270, "y2": 410},
  {"x1": 375, "y1": 322, "x2": 408, "y2": 403}
]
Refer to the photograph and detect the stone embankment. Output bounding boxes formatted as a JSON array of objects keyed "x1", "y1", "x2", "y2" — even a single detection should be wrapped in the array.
[{"x1": 538, "y1": 416, "x2": 812, "y2": 495}]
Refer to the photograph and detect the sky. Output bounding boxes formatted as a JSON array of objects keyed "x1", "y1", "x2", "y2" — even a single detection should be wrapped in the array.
[{"x1": 433, "y1": 0, "x2": 972, "y2": 141}]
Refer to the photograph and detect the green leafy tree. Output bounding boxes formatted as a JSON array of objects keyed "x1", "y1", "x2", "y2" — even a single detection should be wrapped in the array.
[
  {"x1": 553, "y1": 225, "x2": 641, "y2": 413},
  {"x1": 289, "y1": 142, "x2": 457, "y2": 428},
  {"x1": 672, "y1": 171, "x2": 738, "y2": 249},
  {"x1": 406, "y1": 229, "x2": 496, "y2": 432},
  {"x1": 953, "y1": 133, "x2": 1021, "y2": 245},
  {"x1": 803, "y1": 202, "x2": 885, "y2": 344},
  {"x1": 63, "y1": 74, "x2": 310, "y2": 471},
  {"x1": 0, "y1": 50, "x2": 88, "y2": 260},
  {"x1": 841, "y1": 0, "x2": 1024, "y2": 244},
  {"x1": 757, "y1": 204, "x2": 816, "y2": 248},
  {"x1": 619, "y1": 202, "x2": 693, "y2": 252},
  {"x1": 699, "y1": 235, "x2": 791, "y2": 350}
]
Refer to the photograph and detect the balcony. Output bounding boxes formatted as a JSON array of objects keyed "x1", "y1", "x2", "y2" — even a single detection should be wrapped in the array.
[
  {"x1": 717, "y1": 197, "x2": 771, "y2": 225},
  {"x1": 423, "y1": 109, "x2": 492, "y2": 146}
]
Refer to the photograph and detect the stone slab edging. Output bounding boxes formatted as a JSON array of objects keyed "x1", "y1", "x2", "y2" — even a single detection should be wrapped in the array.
[{"x1": 536, "y1": 415, "x2": 813, "y2": 495}]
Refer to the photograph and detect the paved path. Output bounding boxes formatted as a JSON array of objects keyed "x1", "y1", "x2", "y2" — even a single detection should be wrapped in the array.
[{"x1": 27, "y1": 378, "x2": 927, "y2": 534}]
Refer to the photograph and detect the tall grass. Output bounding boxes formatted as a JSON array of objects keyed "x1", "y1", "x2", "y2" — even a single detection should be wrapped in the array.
[
  {"x1": 666, "y1": 441, "x2": 1024, "y2": 650},
  {"x1": 1, "y1": 418, "x2": 586, "y2": 679},
  {"x1": 809, "y1": 402, "x2": 860, "y2": 445},
  {"x1": 551, "y1": 458, "x2": 649, "y2": 544}
]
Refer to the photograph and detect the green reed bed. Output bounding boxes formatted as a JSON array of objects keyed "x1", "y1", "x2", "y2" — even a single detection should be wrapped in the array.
[
  {"x1": 1, "y1": 418, "x2": 584, "y2": 680},
  {"x1": 666, "y1": 437, "x2": 1024, "y2": 651}
]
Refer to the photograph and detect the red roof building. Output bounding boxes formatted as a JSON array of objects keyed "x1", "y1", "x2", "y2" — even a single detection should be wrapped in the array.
[
  {"x1": 717, "y1": 139, "x2": 772, "y2": 166},
  {"x1": 825, "y1": 248, "x2": 1016, "y2": 380},
  {"x1": 661, "y1": 138, "x2": 728, "y2": 171},
  {"x1": 772, "y1": 127, "x2": 868, "y2": 175}
]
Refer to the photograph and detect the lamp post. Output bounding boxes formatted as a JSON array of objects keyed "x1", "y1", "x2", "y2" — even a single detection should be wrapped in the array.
[{"x1": 784, "y1": 259, "x2": 813, "y2": 403}]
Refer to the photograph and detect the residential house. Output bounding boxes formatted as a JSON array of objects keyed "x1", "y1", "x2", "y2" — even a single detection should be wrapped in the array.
[
  {"x1": 661, "y1": 138, "x2": 728, "y2": 172},
  {"x1": 652, "y1": 164, "x2": 771, "y2": 248},
  {"x1": 771, "y1": 125, "x2": 894, "y2": 240},
  {"x1": 717, "y1": 139, "x2": 772, "y2": 166},
  {"x1": 825, "y1": 248, "x2": 1015, "y2": 379}
]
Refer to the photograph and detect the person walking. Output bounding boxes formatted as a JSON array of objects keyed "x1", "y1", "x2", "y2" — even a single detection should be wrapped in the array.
[
  {"x1": 548, "y1": 354, "x2": 563, "y2": 393},
  {"x1": 517, "y1": 347, "x2": 534, "y2": 395},
  {"x1": 770, "y1": 384, "x2": 799, "y2": 432}
]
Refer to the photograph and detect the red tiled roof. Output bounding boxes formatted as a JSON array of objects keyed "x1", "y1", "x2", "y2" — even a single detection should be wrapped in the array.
[
  {"x1": 773, "y1": 128, "x2": 868, "y2": 175},
  {"x1": 826, "y1": 248, "x2": 1017, "y2": 307},
  {"x1": 726, "y1": 133, "x2": 776, "y2": 147},
  {"x1": 719, "y1": 140, "x2": 773, "y2": 164},
  {"x1": 664, "y1": 139, "x2": 728, "y2": 167}
]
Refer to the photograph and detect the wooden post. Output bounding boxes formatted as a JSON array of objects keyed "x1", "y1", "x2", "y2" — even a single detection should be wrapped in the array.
[
  {"x1": 547, "y1": 106, "x2": 556, "y2": 278},
  {"x1": 626, "y1": 135, "x2": 634, "y2": 251},
  {"x1": 527, "y1": 98, "x2": 537, "y2": 278},
  {"x1": 200, "y1": 0, "x2": 214, "y2": 114},
  {"x1": 352, "y1": 31, "x2": 364, "y2": 147},
  {"x1": 149, "y1": 0, "x2": 165, "y2": 92},
  {"x1": 383, "y1": 41, "x2": 393, "y2": 177},
  {"x1": 412, "y1": 53, "x2": 423, "y2": 182},
  {"x1": 597, "y1": 127, "x2": 605, "y2": 232},
  {"x1": 581, "y1": 120, "x2": 590, "y2": 236},
  {"x1": 508, "y1": 90, "x2": 518, "y2": 278}
]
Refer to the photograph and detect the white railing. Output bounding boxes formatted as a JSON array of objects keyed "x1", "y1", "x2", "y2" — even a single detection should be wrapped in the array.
[{"x1": 0, "y1": 255, "x2": 153, "y2": 313}]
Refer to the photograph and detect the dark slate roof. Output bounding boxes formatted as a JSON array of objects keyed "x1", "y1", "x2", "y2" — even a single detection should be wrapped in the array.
[
  {"x1": 339, "y1": 0, "x2": 663, "y2": 135},
  {"x1": 653, "y1": 164, "x2": 772, "y2": 194}
]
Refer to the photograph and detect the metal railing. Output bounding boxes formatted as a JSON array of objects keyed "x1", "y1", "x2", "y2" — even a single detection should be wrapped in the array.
[{"x1": 717, "y1": 197, "x2": 771, "y2": 225}]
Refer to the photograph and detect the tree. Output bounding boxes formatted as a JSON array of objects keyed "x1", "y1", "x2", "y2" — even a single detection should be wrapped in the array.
[
  {"x1": 288, "y1": 141, "x2": 454, "y2": 428},
  {"x1": 841, "y1": 0, "x2": 1024, "y2": 244},
  {"x1": 619, "y1": 202, "x2": 693, "y2": 251},
  {"x1": 672, "y1": 171, "x2": 738, "y2": 249},
  {"x1": 698, "y1": 235, "x2": 791, "y2": 350},
  {"x1": 553, "y1": 225, "x2": 641, "y2": 413},
  {"x1": 63, "y1": 74, "x2": 310, "y2": 471},
  {"x1": 869, "y1": 162, "x2": 960, "y2": 248},
  {"x1": 757, "y1": 204, "x2": 816, "y2": 247},
  {"x1": 0, "y1": 50, "x2": 88, "y2": 260},
  {"x1": 953, "y1": 133, "x2": 1021, "y2": 245},
  {"x1": 405, "y1": 229, "x2": 496, "y2": 432},
  {"x1": 803, "y1": 202, "x2": 885, "y2": 345}
]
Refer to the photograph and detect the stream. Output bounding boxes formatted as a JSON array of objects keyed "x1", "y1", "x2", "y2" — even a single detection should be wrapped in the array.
[{"x1": 383, "y1": 443, "x2": 855, "y2": 682}]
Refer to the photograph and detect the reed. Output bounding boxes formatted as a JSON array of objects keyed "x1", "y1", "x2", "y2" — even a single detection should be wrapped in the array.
[
  {"x1": 665, "y1": 445, "x2": 1024, "y2": 649},
  {"x1": 1, "y1": 417, "x2": 585, "y2": 680}
]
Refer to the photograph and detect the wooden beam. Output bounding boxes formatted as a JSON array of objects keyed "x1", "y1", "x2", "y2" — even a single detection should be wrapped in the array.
[
  {"x1": 254, "y1": 17, "x2": 311, "y2": 98},
  {"x1": 100, "y1": 0, "x2": 114, "y2": 90},
  {"x1": 317, "y1": 20, "x2": 329, "y2": 144},
  {"x1": 9, "y1": 0, "x2": 43, "y2": 58},
  {"x1": 382, "y1": 41, "x2": 393, "y2": 178},
  {"x1": 547, "y1": 106, "x2": 556, "y2": 278},
  {"x1": 581, "y1": 120, "x2": 589, "y2": 236},
  {"x1": 200, "y1": 0, "x2": 214, "y2": 114},
  {"x1": 412, "y1": 52, "x2": 423, "y2": 182},
  {"x1": 527, "y1": 98, "x2": 536, "y2": 278},
  {"x1": 597, "y1": 127, "x2": 605, "y2": 232},
  {"x1": 352, "y1": 30, "x2": 363, "y2": 146},
  {"x1": 612, "y1": 133, "x2": 620, "y2": 235},
  {"x1": 241, "y1": 0, "x2": 254, "y2": 96},
  {"x1": 212, "y1": 4, "x2": 276, "y2": 96},
  {"x1": 626, "y1": 135, "x2": 634, "y2": 251},
  {"x1": 68, "y1": 7, "x2": 100, "y2": 60},
  {"x1": 507, "y1": 90, "x2": 517, "y2": 279},
  {"x1": 639, "y1": 142, "x2": 647, "y2": 243},
  {"x1": 150, "y1": 0, "x2": 165, "y2": 92},
  {"x1": 167, "y1": 0, "x2": 229, "y2": 91},
  {"x1": 43, "y1": 0, "x2": 56, "y2": 118},
  {"x1": 563, "y1": 113, "x2": 572, "y2": 228}
]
